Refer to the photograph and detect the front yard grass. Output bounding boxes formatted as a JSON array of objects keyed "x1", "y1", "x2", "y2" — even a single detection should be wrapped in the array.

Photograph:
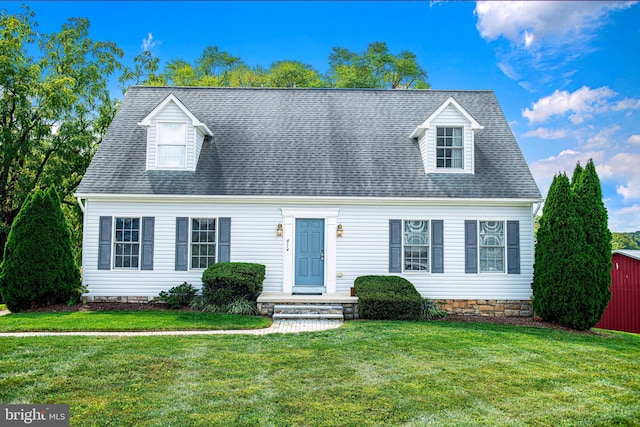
[
  {"x1": 0, "y1": 304, "x2": 6, "y2": 311},
  {"x1": 1, "y1": 320, "x2": 639, "y2": 426},
  {"x1": 0, "y1": 310, "x2": 271, "y2": 332}
]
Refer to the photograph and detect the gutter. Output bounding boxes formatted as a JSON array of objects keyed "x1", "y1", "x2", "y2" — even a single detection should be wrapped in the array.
[{"x1": 77, "y1": 197, "x2": 86, "y2": 213}]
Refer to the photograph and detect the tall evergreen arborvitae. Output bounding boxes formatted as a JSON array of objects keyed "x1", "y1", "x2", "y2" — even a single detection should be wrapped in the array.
[
  {"x1": 0, "y1": 188, "x2": 81, "y2": 312},
  {"x1": 572, "y1": 159, "x2": 612, "y2": 327},
  {"x1": 570, "y1": 161, "x2": 584, "y2": 189},
  {"x1": 532, "y1": 173, "x2": 591, "y2": 329}
]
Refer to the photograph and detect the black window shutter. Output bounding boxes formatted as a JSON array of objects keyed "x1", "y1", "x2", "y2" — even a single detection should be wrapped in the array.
[
  {"x1": 98, "y1": 216, "x2": 112, "y2": 270},
  {"x1": 389, "y1": 219, "x2": 402, "y2": 273},
  {"x1": 140, "y1": 217, "x2": 155, "y2": 270},
  {"x1": 507, "y1": 220, "x2": 520, "y2": 274},
  {"x1": 175, "y1": 217, "x2": 189, "y2": 271},
  {"x1": 465, "y1": 220, "x2": 478, "y2": 273},
  {"x1": 218, "y1": 217, "x2": 231, "y2": 263},
  {"x1": 431, "y1": 220, "x2": 444, "y2": 273}
]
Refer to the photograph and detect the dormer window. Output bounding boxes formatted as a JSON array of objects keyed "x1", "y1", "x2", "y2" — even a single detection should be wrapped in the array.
[
  {"x1": 409, "y1": 97, "x2": 483, "y2": 175},
  {"x1": 157, "y1": 122, "x2": 187, "y2": 168},
  {"x1": 436, "y1": 127, "x2": 463, "y2": 169},
  {"x1": 138, "y1": 94, "x2": 213, "y2": 171}
]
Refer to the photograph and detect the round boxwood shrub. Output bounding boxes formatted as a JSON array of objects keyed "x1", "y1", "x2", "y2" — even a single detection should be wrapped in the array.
[
  {"x1": 354, "y1": 275, "x2": 422, "y2": 320},
  {"x1": 201, "y1": 262, "x2": 265, "y2": 306}
]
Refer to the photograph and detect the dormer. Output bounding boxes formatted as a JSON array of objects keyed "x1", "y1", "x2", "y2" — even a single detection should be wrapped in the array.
[
  {"x1": 409, "y1": 97, "x2": 483, "y2": 175},
  {"x1": 138, "y1": 94, "x2": 213, "y2": 171}
]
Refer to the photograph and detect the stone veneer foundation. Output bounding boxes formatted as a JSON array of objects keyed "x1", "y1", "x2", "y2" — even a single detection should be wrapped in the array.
[
  {"x1": 84, "y1": 296, "x2": 528, "y2": 319},
  {"x1": 435, "y1": 299, "x2": 532, "y2": 317}
]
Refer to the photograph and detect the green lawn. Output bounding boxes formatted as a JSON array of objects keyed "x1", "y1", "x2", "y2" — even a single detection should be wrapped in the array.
[
  {"x1": 0, "y1": 310, "x2": 271, "y2": 332},
  {"x1": 0, "y1": 304, "x2": 6, "y2": 311},
  {"x1": 1, "y1": 320, "x2": 638, "y2": 426}
]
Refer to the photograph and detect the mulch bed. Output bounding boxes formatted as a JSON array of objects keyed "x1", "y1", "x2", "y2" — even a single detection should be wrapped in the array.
[
  {"x1": 437, "y1": 314, "x2": 604, "y2": 335},
  {"x1": 18, "y1": 302, "x2": 605, "y2": 335}
]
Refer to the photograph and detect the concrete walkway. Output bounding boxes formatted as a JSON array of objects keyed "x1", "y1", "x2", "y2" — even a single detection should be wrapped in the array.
[{"x1": 0, "y1": 317, "x2": 343, "y2": 337}]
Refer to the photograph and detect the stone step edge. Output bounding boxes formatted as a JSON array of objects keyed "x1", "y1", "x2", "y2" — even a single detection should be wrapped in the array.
[
  {"x1": 273, "y1": 305, "x2": 344, "y2": 311},
  {"x1": 272, "y1": 313, "x2": 344, "y2": 320}
]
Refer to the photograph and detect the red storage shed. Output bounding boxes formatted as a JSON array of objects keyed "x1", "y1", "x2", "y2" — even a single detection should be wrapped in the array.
[{"x1": 596, "y1": 250, "x2": 640, "y2": 334}]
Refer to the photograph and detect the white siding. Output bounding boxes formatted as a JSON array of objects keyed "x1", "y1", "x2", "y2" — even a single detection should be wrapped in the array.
[
  {"x1": 82, "y1": 198, "x2": 535, "y2": 300},
  {"x1": 146, "y1": 102, "x2": 197, "y2": 171},
  {"x1": 420, "y1": 105, "x2": 475, "y2": 175},
  {"x1": 194, "y1": 129, "x2": 205, "y2": 167}
]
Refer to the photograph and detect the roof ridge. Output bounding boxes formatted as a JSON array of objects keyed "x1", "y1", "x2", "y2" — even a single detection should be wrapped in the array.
[{"x1": 127, "y1": 85, "x2": 494, "y2": 94}]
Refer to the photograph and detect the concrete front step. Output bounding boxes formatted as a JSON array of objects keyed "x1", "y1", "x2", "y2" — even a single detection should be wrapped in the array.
[
  {"x1": 272, "y1": 313, "x2": 344, "y2": 320},
  {"x1": 273, "y1": 304, "x2": 344, "y2": 320},
  {"x1": 256, "y1": 293, "x2": 358, "y2": 320}
]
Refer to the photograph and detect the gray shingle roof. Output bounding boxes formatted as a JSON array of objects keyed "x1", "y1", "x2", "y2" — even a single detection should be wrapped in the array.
[{"x1": 77, "y1": 87, "x2": 541, "y2": 199}]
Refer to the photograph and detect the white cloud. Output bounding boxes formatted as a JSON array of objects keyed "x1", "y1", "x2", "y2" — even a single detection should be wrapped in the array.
[
  {"x1": 497, "y1": 62, "x2": 519, "y2": 81},
  {"x1": 627, "y1": 135, "x2": 640, "y2": 145},
  {"x1": 586, "y1": 125, "x2": 621, "y2": 148},
  {"x1": 142, "y1": 33, "x2": 156, "y2": 51},
  {"x1": 599, "y1": 152, "x2": 640, "y2": 201},
  {"x1": 522, "y1": 86, "x2": 619, "y2": 124},
  {"x1": 609, "y1": 204, "x2": 640, "y2": 232},
  {"x1": 530, "y1": 149, "x2": 640, "y2": 230},
  {"x1": 475, "y1": 1, "x2": 638, "y2": 88},
  {"x1": 475, "y1": 1, "x2": 635, "y2": 46},
  {"x1": 612, "y1": 98, "x2": 640, "y2": 111},
  {"x1": 529, "y1": 149, "x2": 604, "y2": 197},
  {"x1": 523, "y1": 127, "x2": 567, "y2": 139}
]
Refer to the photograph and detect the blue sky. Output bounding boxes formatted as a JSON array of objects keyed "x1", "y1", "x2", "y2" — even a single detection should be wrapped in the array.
[{"x1": 6, "y1": 1, "x2": 640, "y2": 231}]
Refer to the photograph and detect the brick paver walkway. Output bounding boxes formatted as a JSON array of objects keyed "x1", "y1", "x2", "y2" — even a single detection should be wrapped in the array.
[{"x1": 0, "y1": 316, "x2": 343, "y2": 337}]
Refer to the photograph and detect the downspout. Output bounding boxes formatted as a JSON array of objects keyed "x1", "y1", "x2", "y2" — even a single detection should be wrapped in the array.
[
  {"x1": 77, "y1": 197, "x2": 86, "y2": 213},
  {"x1": 533, "y1": 200, "x2": 543, "y2": 217}
]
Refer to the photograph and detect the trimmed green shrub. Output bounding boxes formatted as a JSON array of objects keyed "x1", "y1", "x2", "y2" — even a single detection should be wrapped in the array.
[
  {"x1": 354, "y1": 275, "x2": 422, "y2": 320},
  {"x1": 0, "y1": 188, "x2": 82, "y2": 312},
  {"x1": 201, "y1": 262, "x2": 265, "y2": 306},
  {"x1": 156, "y1": 282, "x2": 197, "y2": 309}
]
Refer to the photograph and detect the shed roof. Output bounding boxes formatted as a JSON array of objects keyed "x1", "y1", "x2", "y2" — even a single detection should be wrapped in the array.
[
  {"x1": 613, "y1": 250, "x2": 640, "y2": 261},
  {"x1": 77, "y1": 86, "x2": 541, "y2": 199}
]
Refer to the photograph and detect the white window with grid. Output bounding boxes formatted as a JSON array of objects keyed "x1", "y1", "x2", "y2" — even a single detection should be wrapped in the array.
[
  {"x1": 157, "y1": 122, "x2": 187, "y2": 168},
  {"x1": 114, "y1": 217, "x2": 140, "y2": 268},
  {"x1": 191, "y1": 218, "x2": 216, "y2": 269},
  {"x1": 479, "y1": 221, "x2": 505, "y2": 273},
  {"x1": 403, "y1": 220, "x2": 429, "y2": 272},
  {"x1": 436, "y1": 127, "x2": 464, "y2": 169}
]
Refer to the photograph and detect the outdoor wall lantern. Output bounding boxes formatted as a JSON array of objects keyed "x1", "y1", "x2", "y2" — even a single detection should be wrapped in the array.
[
  {"x1": 337, "y1": 224, "x2": 343, "y2": 237},
  {"x1": 276, "y1": 223, "x2": 283, "y2": 237}
]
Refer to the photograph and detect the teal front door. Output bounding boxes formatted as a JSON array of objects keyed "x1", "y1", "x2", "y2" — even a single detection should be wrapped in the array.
[{"x1": 295, "y1": 219, "x2": 325, "y2": 286}]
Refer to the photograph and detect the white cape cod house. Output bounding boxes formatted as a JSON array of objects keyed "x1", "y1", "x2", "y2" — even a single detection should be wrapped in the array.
[{"x1": 76, "y1": 87, "x2": 542, "y2": 317}]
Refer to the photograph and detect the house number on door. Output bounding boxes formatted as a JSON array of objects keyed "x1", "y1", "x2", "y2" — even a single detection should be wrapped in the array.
[{"x1": 286, "y1": 239, "x2": 290, "y2": 251}]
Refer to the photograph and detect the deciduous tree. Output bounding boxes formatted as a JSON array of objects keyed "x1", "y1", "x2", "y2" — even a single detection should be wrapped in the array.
[
  {"x1": 265, "y1": 60, "x2": 325, "y2": 88},
  {"x1": 0, "y1": 7, "x2": 123, "y2": 255},
  {"x1": 327, "y1": 42, "x2": 429, "y2": 89}
]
